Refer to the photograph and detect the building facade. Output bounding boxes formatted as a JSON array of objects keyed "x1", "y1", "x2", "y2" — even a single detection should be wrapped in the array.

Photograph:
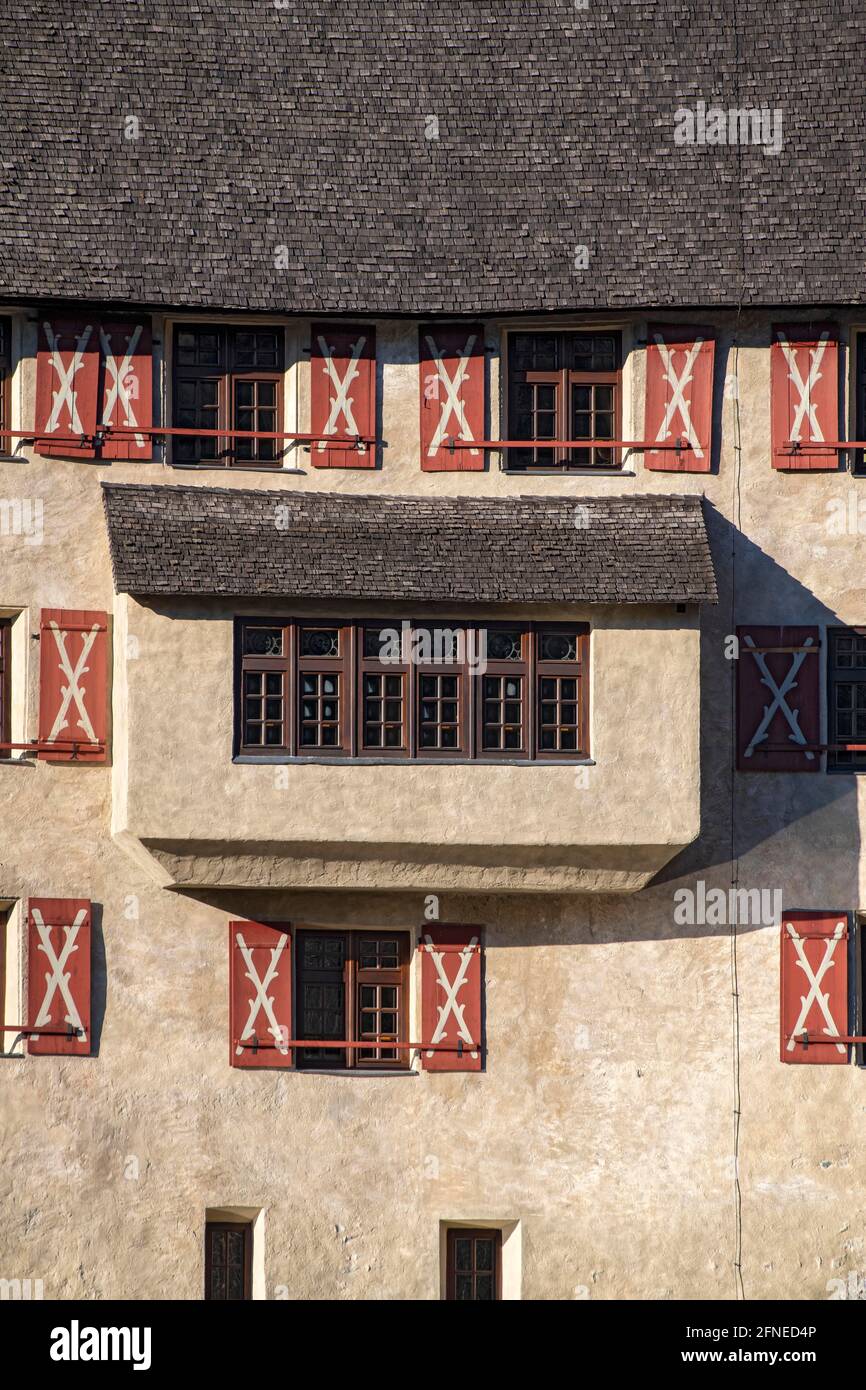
[{"x1": 2, "y1": 0, "x2": 866, "y2": 1302}]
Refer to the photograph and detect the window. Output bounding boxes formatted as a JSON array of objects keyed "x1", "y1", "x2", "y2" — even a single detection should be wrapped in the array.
[
  {"x1": 0, "y1": 318, "x2": 10, "y2": 439},
  {"x1": 507, "y1": 331, "x2": 621, "y2": 470},
  {"x1": 828, "y1": 627, "x2": 866, "y2": 771},
  {"x1": 446, "y1": 1229, "x2": 502, "y2": 1301},
  {"x1": 237, "y1": 619, "x2": 589, "y2": 760},
  {"x1": 204, "y1": 1221, "x2": 252, "y2": 1301},
  {"x1": 172, "y1": 324, "x2": 284, "y2": 466},
  {"x1": 295, "y1": 930, "x2": 409, "y2": 1070},
  {"x1": 0, "y1": 621, "x2": 10, "y2": 759},
  {"x1": 855, "y1": 335, "x2": 866, "y2": 475}
]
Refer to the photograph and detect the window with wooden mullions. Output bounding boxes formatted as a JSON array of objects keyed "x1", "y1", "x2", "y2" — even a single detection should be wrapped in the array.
[
  {"x1": 295, "y1": 930, "x2": 409, "y2": 1070},
  {"x1": 204, "y1": 1222, "x2": 252, "y2": 1301},
  {"x1": 0, "y1": 318, "x2": 11, "y2": 443},
  {"x1": 446, "y1": 1229, "x2": 502, "y2": 1301},
  {"x1": 0, "y1": 621, "x2": 10, "y2": 759},
  {"x1": 507, "y1": 331, "x2": 621, "y2": 470},
  {"x1": 237, "y1": 619, "x2": 588, "y2": 761},
  {"x1": 828, "y1": 627, "x2": 866, "y2": 771},
  {"x1": 172, "y1": 324, "x2": 284, "y2": 466}
]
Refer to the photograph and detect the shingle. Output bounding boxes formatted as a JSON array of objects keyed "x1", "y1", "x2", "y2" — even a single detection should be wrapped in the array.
[
  {"x1": 101, "y1": 483, "x2": 719, "y2": 604},
  {"x1": 0, "y1": 1, "x2": 862, "y2": 314}
]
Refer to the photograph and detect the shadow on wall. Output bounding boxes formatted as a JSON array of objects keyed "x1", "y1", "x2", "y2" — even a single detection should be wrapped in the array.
[
  {"x1": 169, "y1": 503, "x2": 860, "y2": 944},
  {"x1": 652, "y1": 500, "x2": 860, "y2": 927}
]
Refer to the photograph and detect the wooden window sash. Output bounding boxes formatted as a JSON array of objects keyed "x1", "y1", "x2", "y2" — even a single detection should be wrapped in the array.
[
  {"x1": 172, "y1": 324, "x2": 285, "y2": 467},
  {"x1": 295, "y1": 929, "x2": 409, "y2": 1071},
  {"x1": 204, "y1": 1221, "x2": 252, "y2": 1301},
  {"x1": 446, "y1": 1228, "x2": 502, "y2": 1301},
  {"x1": 475, "y1": 624, "x2": 530, "y2": 760},
  {"x1": 0, "y1": 622, "x2": 10, "y2": 759},
  {"x1": 357, "y1": 625, "x2": 410, "y2": 758},
  {"x1": 828, "y1": 625, "x2": 866, "y2": 770},
  {"x1": 508, "y1": 331, "x2": 622, "y2": 470},
  {"x1": 0, "y1": 317, "x2": 10, "y2": 438},
  {"x1": 413, "y1": 635, "x2": 471, "y2": 758},
  {"x1": 238, "y1": 620, "x2": 292, "y2": 754},
  {"x1": 296, "y1": 623, "x2": 353, "y2": 757},
  {"x1": 535, "y1": 625, "x2": 590, "y2": 759}
]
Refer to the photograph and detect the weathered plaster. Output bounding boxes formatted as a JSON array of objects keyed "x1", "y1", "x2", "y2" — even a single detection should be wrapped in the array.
[{"x1": 1, "y1": 308, "x2": 865, "y2": 1299}]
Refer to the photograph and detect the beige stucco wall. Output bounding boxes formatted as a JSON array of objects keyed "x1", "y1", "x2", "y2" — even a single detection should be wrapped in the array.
[
  {"x1": 1, "y1": 307, "x2": 866, "y2": 1299},
  {"x1": 113, "y1": 595, "x2": 700, "y2": 894}
]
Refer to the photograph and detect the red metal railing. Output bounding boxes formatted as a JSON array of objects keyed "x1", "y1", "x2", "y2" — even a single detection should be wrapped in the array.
[
  {"x1": 446, "y1": 435, "x2": 686, "y2": 454},
  {"x1": 792, "y1": 1032, "x2": 866, "y2": 1048},
  {"x1": 782, "y1": 439, "x2": 866, "y2": 456},
  {"x1": 0, "y1": 741, "x2": 104, "y2": 758},
  {"x1": 1, "y1": 1023, "x2": 82, "y2": 1037},
  {"x1": 235, "y1": 1036, "x2": 475, "y2": 1055},
  {"x1": 0, "y1": 426, "x2": 374, "y2": 448}
]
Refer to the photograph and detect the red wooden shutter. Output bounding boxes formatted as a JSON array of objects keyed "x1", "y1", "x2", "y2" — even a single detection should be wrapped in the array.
[
  {"x1": 781, "y1": 911, "x2": 849, "y2": 1064},
  {"x1": 310, "y1": 324, "x2": 376, "y2": 468},
  {"x1": 34, "y1": 318, "x2": 100, "y2": 458},
  {"x1": 644, "y1": 324, "x2": 715, "y2": 471},
  {"x1": 38, "y1": 609, "x2": 109, "y2": 762},
  {"x1": 229, "y1": 921, "x2": 293, "y2": 1069},
  {"x1": 736, "y1": 625, "x2": 820, "y2": 772},
  {"x1": 419, "y1": 324, "x2": 485, "y2": 471},
  {"x1": 27, "y1": 899, "x2": 91, "y2": 1056},
  {"x1": 98, "y1": 320, "x2": 153, "y2": 460},
  {"x1": 771, "y1": 323, "x2": 839, "y2": 470},
  {"x1": 420, "y1": 926, "x2": 483, "y2": 1072}
]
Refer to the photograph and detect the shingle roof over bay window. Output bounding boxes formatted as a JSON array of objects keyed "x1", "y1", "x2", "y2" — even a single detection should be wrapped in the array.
[{"x1": 101, "y1": 483, "x2": 718, "y2": 605}]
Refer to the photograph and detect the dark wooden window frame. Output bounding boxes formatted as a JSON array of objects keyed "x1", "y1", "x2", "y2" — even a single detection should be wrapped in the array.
[
  {"x1": 0, "y1": 317, "x2": 11, "y2": 442},
  {"x1": 204, "y1": 1220, "x2": 252, "y2": 1301},
  {"x1": 828, "y1": 625, "x2": 866, "y2": 772},
  {"x1": 0, "y1": 620, "x2": 11, "y2": 760},
  {"x1": 295, "y1": 928, "x2": 410, "y2": 1071},
  {"x1": 236, "y1": 618, "x2": 590, "y2": 761},
  {"x1": 446, "y1": 1227, "x2": 503, "y2": 1301},
  {"x1": 505, "y1": 329, "x2": 623, "y2": 471},
  {"x1": 171, "y1": 322, "x2": 285, "y2": 467},
  {"x1": 854, "y1": 332, "x2": 866, "y2": 475}
]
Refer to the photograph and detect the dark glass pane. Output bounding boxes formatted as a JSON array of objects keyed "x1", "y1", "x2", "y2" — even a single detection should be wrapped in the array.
[
  {"x1": 384, "y1": 700, "x2": 402, "y2": 722},
  {"x1": 573, "y1": 385, "x2": 590, "y2": 410},
  {"x1": 236, "y1": 381, "x2": 253, "y2": 407},
  {"x1": 537, "y1": 383, "x2": 556, "y2": 411},
  {"x1": 540, "y1": 634, "x2": 578, "y2": 662},
  {"x1": 540, "y1": 728, "x2": 555, "y2": 749},
  {"x1": 321, "y1": 726, "x2": 338, "y2": 746},
  {"x1": 561, "y1": 728, "x2": 577, "y2": 750},
  {"x1": 421, "y1": 702, "x2": 437, "y2": 722},
  {"x1": 265, "y1": 698, "x2": 282, "y2": 721},
  {"x1": 211, "y1": 1231, "x2": 226, "y2": 1264},
  {"x1": 266, "y1": 672, "x2": 282, "y2": 695},
  {"x1": 595, "y1": 385, "x2": 613, "y2": 408},
  {"x1": 442, "y1": 677, "x2": 458, "y2": 697},
  {"x1": 384, "y1": 725, "x2": 401, "y2": 747},
  {"x1": 441, "y1": 726, "x2": 457, "y2": 748},
  {"x1": 420, "y1": 676, "x2": 437, "y2": 698},
  {"x1": 561, "y1": 678, "x2": 577, "y2": 699},
  {"x1": 365, "y1": 674, "x2": 382, "y2": 696},
  {"x1": 244, "y1": 627, "x2": 283, "y2": 656},
  {"x1": 301, "y1": 629, "x2": 339, "y2": 657},
  {"x1": 484, "y1": 701, "x2": 500, "y2": 723},
  {"x1": 455, "y1": 1239, "x2": 472, "y2": 1272},
  {"x1": 258, "y1": 381, "x2": 277, "y2": 407},
  {"x1": 244, "y1": 722, "x2": 261, "y2": 744},
  {"x1": 475, "y1": 1275, "x2": 494, "y2": 1301},
  {"x1": 540, "y1": 703, "x2": 557, "y2": 723},
  {"x1": 504, "y1": 727, "x2": 521, "y2": 748},
  {"x1": 382, "y1": 987, "x2": 397, "y2": 1008},
  {"x1": 365, "y1": 724, "x2": 382, "y2": 746},
  {"x1": 211, "y1": 1267, "x2": 227, "y2": 1299},
  {"x1": 265, "y1": 724, "x2": 282, "y2": 746},
  {"x1": 385, "y1": 676, "x2": 402, "y2": 697},
  {"x1": 360, "y1": 986, "x2": 376, "y2": 1008},
  {"x1": 483, "y1": 677, "x2": 499, "y2": 698},
  {"x1": 440, "y1": 702, "x2": 457, "y2": 722},
  {"x1": 322, "y1": 676, "x2": 337, "y2": 695},
  {"x1": 475, "y1": 1240, "x2": 494, "y2": 1271},
  {"x1": 380, "y1": 1013, "x2": 397, "y2": 1034},
  {"x1": 482, "y1": 726, "x2": 500, "y2": 748},
  {"x1": 420, "y1": 726, "x2": 436, "y2": 747},
  {"x1": 504, "y1": 702, "x2": 521, "y2": 723},
  {"x1": 227, "y1": 1232, "x2": 244, "y2": 1266},
  {"x1": 300, "y1": 726, "x2": 316, "y2": 745},
  {"x1": 245, "y1": 672, "x2": 263, "y2": 694},
  {"x1": 456, "y1": 1276, "x2": 474, "y2": 1301},
  {"x1": 487, "y1": 631, "x2": 522, "y2": 661}
]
